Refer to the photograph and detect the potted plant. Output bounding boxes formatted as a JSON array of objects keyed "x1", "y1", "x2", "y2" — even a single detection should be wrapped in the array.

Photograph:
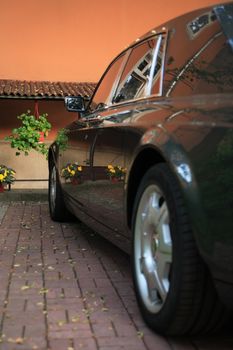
[
  {"x1": 55, "y1": 128, "x2": 69, "y2": 151},
  {"x1": 61, "y1": 162, "x2": 83, "y2": 184},
  {"x1": 5, "y1": 110, "x2": 51, "y2": 157},
  {"x1": 0, "y1": 165, "x2": 16, "y2": 192},
  {"x1": 106, "y1": 165, "x2": 126, "y2": 182}
]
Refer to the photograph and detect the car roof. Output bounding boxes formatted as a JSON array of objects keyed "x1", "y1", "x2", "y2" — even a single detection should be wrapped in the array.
[{"x1": 128, "y1": 3, "x2": 221, "y2": 47}]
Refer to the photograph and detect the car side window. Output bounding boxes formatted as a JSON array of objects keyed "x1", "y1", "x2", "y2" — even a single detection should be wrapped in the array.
[
  {"x1": 113, "y1": 40, "x2": 155, "y2": 103},
  {"x1": 113, "y1": 37, "x2": 164, "y2": 103},
  {"x1": 89, "y1": 53, "x2": 126, "y2": 111}
]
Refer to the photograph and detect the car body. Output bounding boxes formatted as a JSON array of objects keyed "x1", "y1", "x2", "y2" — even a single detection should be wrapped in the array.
[{"x1": 48, "y1": 2, "x2": 233, "y2": 336}]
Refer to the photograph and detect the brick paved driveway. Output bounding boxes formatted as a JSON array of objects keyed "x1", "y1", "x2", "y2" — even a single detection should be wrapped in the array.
[{"x1": 0, "y1": 202, "x2": 232, "y2": 350}]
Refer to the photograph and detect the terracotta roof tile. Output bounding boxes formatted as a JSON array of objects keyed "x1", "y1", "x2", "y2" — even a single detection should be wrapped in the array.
[{"x1": 0, "y1": 79, "x2": 96, "y2": 99}]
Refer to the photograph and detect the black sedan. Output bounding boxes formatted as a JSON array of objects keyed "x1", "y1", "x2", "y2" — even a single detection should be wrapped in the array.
[{"x1": 48, "y1": 3, "x2": 233, "y2": 336}]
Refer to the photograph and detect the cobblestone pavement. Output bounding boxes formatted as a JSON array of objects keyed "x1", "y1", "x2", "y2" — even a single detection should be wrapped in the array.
[{"x1": 0, "y1": 202, "x2": 232, "y2": 350}]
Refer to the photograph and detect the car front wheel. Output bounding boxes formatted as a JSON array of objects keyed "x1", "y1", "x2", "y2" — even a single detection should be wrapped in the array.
[
  {"x1": 132, "y1": 163, "x2": 229, "y2": 335},
  {"x1": 49, "y1": 162, "x2": 72, "y2": 222}
]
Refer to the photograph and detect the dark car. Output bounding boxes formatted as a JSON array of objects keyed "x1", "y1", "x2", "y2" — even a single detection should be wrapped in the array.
[{"x1": 48, "y1": 3, "x2": 233, "y2": 336}]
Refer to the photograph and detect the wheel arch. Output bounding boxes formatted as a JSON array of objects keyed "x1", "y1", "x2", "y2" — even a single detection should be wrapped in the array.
[
  {"x1": 48, "y1": 149, "x2": 53, "y2": 171},
  {"x1": 127, "y1": 147, "x2": 166, "y2": 229},
  {"x1": 48, "y1": 143, "x2": 58, "y2": 171},
  {"x1": 126, "y1": 142, "x2": 211, "y2": 266}
]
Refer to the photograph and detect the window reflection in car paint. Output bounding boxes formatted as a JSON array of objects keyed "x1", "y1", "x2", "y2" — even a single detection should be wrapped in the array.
[
  {"x1": 59, "y1": 128, "x2": 96, "y2": 209},
  {"x1": 187, "y1": 10, "x2": 217, "y2": 39},
  {"x1": 176, "y1": 163, "x2": 192, "y2": 183},
  {"x1": 164, "y1": 11, "x2": 233, "y2": 97}
]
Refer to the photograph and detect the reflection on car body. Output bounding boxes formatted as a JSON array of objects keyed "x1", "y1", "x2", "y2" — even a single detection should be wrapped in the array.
[{"x1": 48, "y1": 3, "x2": 233, "y2": 336}]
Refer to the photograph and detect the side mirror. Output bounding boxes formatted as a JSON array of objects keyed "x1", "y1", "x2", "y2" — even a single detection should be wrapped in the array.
[{"x1": 65, "y1": 96, "x2": 86, "y2": 112}]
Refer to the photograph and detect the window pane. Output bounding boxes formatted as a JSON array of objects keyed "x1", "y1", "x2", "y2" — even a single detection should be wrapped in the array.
[
  {"x1": 113, "y1": 39, "x2": 156, "y2": 103},
  {"x1": 90, "y1": 54, "x2": 126, "y2": 110}
]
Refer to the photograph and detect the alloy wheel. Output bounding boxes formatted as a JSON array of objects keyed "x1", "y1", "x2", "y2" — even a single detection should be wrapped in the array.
[
  {"x1": 134, "y1": 184, "x2": 172, "y2": 313},
  {"x1": 50, "y1": 166, "x2": 57, "y2": 213}
]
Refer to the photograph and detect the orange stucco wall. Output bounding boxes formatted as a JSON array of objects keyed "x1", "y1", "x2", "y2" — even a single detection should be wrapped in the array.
[
  {"x1": 0, "y1": 99, "x2": 76, "y2": 140},
  {"x1": 0, "y1": 0, "x2": 231, "y2": 83},
  {"x1": 0, "y1": 99, "x2": 77, "y2": 189}
]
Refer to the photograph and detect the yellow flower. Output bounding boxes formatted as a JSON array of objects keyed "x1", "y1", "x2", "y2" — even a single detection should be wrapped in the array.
[
  {"x1": 78, "y1": 166, "x2": 82, "y2": 172},
  {"x1": 0, "y1": 174, "x2": 4, "y2": 181},
  {"x1": 70, "y1": 170, "x2": 75, "y2": 176},
  {"x1": 110, "y1": 169, "x2": 116, "y2": 173},
  {"x1": 67, "y1": 167, "x2": 71, "y2": 173},
  {"x1": 108, "y1": 165, "x2": 113, "y2": 169}
]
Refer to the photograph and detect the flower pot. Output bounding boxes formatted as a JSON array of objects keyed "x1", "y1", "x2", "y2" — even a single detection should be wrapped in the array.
[
  {"x1": 38, "y1": 132, "x2": 45, "y2": 143},
  {"x1": 71, "y1": 178, "x2": 81, "y2": 185},
  {"x1": 0, "y1": 183, "x2": 4, "y2": 192}
]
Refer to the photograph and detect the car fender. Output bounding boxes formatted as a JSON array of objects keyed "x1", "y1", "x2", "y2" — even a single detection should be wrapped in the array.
[{"x1": 127, "y1": 126, "x2": 207, "y2": 259}]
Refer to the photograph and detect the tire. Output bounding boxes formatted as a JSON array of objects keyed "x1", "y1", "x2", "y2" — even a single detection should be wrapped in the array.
[
  {"x1": 49, "y1": 162, "x2": 73, "y2": 222},
  {"x1": 132, "y1": 163, "x2": 229, "y2": 336}
]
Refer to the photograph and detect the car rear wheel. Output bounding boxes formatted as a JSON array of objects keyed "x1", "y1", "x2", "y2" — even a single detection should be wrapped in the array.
[
  {"x1": 132, "y1": 163, "x2": 229, "y2": 335},
  {"x1": 49, "y1": 162, "x2": 73, "y2": 222}
]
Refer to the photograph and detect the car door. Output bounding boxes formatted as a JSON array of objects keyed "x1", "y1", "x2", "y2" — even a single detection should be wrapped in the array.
[
  {"x1": 87, "y1": 37, "x2": 163, "y2": 237},
  {"x1": 59, "y1": 51, "x2": 129, "y2": 214},
  {"x1": 58, "y1": 119, "x2": 95, "y2": 211},
  {"x1": 86, "y1": 106, "x2": 131, "y2": 238}
]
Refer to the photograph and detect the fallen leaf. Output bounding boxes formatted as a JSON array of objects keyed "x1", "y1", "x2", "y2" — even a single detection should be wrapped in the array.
[
  {"x1": 137, "y1": 331, "x2": 144, "y2": 338},
  {"x1": 47, "y1": 266, "x2": 55, "y2": 270},
  {"x1": 7, "y1": 337, "x2": 24, "y2": 344},
  {"x1": 16, "y1": 337, "x2": 24, "y2": 344},
  {"x1": 7, "y1": 338, "x2": 14, "y2": 343},
  {"x1": 21, "y1": 285, "x2": 30, "y2": 291},
  {"x1": 21, "y1": 223, "x2": 30, "y2": 229},
  {"x1": 39, "y1": 288, "x2": 49, "y2": 294},
  {"x1": 101, "y1": 307, "x2": 109, "y2": 312}
]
